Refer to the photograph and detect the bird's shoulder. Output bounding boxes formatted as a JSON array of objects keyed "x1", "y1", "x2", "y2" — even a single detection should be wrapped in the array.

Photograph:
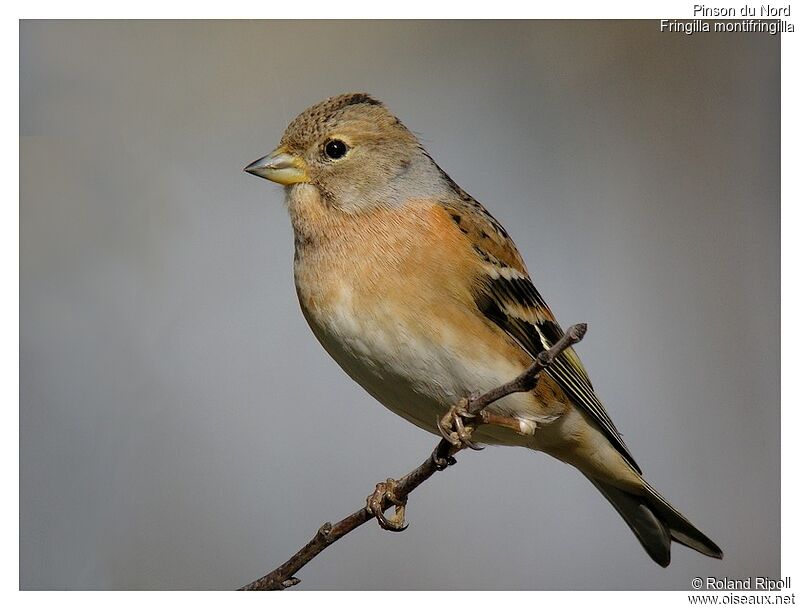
[{"x1": 436, "y1": 196, "x2": 528, "y2": 275}]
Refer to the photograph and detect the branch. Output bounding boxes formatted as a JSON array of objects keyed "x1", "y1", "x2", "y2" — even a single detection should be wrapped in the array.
[
  {"x1": 468, "y1": 323, "x2": 587, "y2": 415},
  {"x1": 238, "y1": 322, "x2": 588, "y2": 590}
]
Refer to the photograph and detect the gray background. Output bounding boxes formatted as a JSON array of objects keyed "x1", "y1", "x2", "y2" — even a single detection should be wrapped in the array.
[{"x1": 20, "y1": 21, "x2": 779, "y2": 590}]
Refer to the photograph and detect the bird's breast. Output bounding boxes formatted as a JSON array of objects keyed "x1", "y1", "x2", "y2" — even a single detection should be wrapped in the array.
[
  {"x1": 286, "y1": 185, "x2": 548, "y2": 438},
  {"x1": 290, "y1": 191, "x2": 472, "y2": 411}
]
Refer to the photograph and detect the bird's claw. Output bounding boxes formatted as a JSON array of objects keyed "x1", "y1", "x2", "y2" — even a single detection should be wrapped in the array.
[
  {"x1": 366, "y1": 478, "x2": 408, "y2": 532},
  {"x1": 437, "y1": 398, "x2": 484, "y2": 450},
  {"x1": 432, "y1": 444, "x2": 457, "y2": 470}
]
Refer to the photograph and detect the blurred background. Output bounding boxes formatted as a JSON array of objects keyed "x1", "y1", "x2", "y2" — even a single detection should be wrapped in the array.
[{"x1": 20, "y1": 21, "x2": 779, "y2": 590}]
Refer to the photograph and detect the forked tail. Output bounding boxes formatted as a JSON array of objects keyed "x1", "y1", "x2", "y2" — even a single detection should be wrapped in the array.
[{"x1": 588, "y1": 476, "x2": 723, "y2": 567}]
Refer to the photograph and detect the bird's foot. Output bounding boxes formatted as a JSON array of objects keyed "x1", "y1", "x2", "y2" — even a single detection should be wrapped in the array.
[
  {"x1": 437, "y1": 398, "x2": 483, "y2": 450},
  {"x1": 366, "y1": 478, "x2": 408, "y2": 532}
]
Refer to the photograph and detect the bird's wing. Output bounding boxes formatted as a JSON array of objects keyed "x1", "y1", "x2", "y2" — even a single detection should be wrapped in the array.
[{"x1": 442, "y1": 199, "x2": 641, "y2": 474}]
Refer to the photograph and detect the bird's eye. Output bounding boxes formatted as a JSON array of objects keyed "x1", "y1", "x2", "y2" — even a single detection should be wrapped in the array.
[{"x1": 324, "y1": 139, "x2": 348, "y2": 160}]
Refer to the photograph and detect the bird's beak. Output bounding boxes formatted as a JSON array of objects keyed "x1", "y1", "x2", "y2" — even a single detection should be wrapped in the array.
[{"x1": 243, "y1": 147, "x2": 310, "y2": 185}]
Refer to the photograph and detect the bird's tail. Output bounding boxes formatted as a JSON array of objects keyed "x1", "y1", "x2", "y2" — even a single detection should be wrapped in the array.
[{"x1": 587, "y1": 476, "x2": 723, "y2": 567}]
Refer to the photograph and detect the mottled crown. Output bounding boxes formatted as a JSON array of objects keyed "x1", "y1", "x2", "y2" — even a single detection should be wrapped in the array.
[{"x1": 279, "y1": 93, "x2": 410, "y2": 151}]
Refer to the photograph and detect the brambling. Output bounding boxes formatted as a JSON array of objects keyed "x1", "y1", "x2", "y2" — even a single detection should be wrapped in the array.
[{"x1": 244, "y1": 93, "x2": 722, "y2": 567}]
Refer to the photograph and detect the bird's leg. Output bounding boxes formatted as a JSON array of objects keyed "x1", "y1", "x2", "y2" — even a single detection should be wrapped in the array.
[
  {"x1": 478, "y1": 411, "x2": 537, "y2": 435},
  {"x1": 366, "y1": 478, "x2": 408, "y2": 532},
  {"x1": 437, "y1": 398, "x2": 483, "y2": 450}
]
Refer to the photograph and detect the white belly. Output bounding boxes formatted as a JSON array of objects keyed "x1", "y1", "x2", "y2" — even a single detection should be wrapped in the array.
[{"x1": 297, "y1": 283, "x2": 548, "y2": 444}]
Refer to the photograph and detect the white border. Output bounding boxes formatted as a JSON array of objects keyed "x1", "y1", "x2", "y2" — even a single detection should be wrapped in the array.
[{"x1": 9, "y1": 1, "x2": 795, "y2": 607}]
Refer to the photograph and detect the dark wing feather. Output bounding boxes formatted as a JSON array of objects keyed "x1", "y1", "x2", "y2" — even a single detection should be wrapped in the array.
[
  {"x1": 474, "y1": 263, "x2": 642, "y2": 474},
  {"x1": 436, "y1": 197, "x2": 640, "y2": 473}
]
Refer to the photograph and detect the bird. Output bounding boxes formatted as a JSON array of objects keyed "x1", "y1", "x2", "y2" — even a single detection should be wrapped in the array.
[{"x1": 244, "y1": 92, "x2": 722, "y2": 567}]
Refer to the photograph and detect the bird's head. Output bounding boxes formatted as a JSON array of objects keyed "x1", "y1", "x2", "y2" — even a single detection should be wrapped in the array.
[{"x1": 244, "y1": 93, "x2": 448, "y2": 211}]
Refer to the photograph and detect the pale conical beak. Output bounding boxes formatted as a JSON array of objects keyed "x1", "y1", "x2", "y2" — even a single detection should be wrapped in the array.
[{"x1": 243, "y1": 148, "x2": 310, "y2": 185}]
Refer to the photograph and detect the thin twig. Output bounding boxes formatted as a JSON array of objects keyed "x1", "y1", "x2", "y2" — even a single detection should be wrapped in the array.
[
  {"x1": 466, "y1": 322, "x2": 587, "y2": 415},
  {"x1": 238, "y1": 323, "x2": 588, "y2": 590}
]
